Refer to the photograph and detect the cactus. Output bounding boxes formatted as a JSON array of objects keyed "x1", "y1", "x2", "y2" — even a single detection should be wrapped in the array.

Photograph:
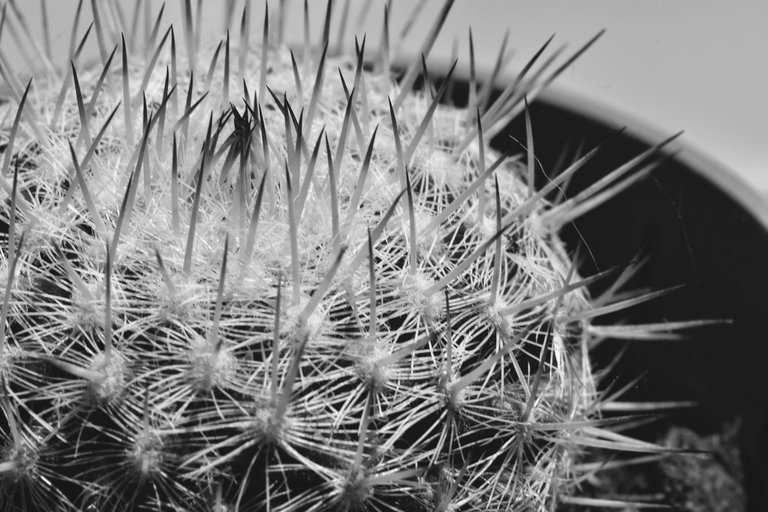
[{"x1": 0, "y1": 1, "x2": 708, "y2": 511}]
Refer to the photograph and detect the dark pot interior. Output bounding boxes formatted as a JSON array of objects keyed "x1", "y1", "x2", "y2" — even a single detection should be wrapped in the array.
[
  {"x1": 478, "y1": 88, "x2": 768, "y2": 510},
  {"x1": 431, "y1": 70, "x2": 766, "y2": 507}
]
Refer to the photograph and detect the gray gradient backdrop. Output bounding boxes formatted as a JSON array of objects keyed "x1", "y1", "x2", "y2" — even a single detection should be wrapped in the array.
[{"x1": 4, "y1": 0, "x2": 766, "y2": 195}]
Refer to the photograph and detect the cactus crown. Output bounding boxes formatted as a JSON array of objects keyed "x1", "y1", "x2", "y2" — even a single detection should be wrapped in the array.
[{"x1": 0, "y1": 1, "x2": 703, "y2": 511}]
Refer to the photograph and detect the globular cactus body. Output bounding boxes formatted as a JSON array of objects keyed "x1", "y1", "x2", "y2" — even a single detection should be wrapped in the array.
[{"x1": 0, "y1": 1, "x2": 689, "y2": 511}]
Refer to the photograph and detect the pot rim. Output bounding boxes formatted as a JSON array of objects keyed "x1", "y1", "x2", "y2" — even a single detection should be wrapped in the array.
[
  {"x1": 409, "y1": 55, "x2": 768, "y2": 231},
  {"x1": 537, "y1": 83, "x2": 768, "y2": 231}
]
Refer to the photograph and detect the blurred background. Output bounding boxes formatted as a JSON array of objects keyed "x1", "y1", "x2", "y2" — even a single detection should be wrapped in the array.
[{"x1": 2, "y1": 0, "x2": 766, "y2": 199}]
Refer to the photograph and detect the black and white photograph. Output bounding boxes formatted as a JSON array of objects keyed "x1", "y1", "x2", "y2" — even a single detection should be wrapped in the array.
[{"x1": 0, "y1": 1, "x2": 764, "y2": 510}]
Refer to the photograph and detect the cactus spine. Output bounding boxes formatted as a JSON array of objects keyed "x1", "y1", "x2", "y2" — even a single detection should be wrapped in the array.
[{"x1": 0, "y1": 1, "x2": 700, "y2": 510}]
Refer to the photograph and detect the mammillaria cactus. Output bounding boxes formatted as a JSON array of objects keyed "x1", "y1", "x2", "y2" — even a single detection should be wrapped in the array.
[{"x1": 0, "y1": 1, "x2": 704, "y2": 510}]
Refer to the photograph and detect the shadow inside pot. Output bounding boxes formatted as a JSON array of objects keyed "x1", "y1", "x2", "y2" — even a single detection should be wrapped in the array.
[{"x1": 460, "y1": 85, "x2": 768, "y2": 510}]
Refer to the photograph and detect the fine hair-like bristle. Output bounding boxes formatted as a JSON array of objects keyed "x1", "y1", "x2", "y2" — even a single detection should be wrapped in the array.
[{"x1": 0, "y1": 1, "x2": 706, "y2": 511}]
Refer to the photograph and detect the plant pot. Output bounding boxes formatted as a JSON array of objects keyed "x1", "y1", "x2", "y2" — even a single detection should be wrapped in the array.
[{"x1": 471, "y1": 82, "x2": 768, "y2": 510}]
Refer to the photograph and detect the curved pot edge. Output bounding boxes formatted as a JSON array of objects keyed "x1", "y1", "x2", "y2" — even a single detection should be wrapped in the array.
[
  {"x1": 406, "y1": 54, "x2": 768, "y2": 232},
  {"x1": 536, "y1": 83, "x2": 768, "y2": 232}
]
